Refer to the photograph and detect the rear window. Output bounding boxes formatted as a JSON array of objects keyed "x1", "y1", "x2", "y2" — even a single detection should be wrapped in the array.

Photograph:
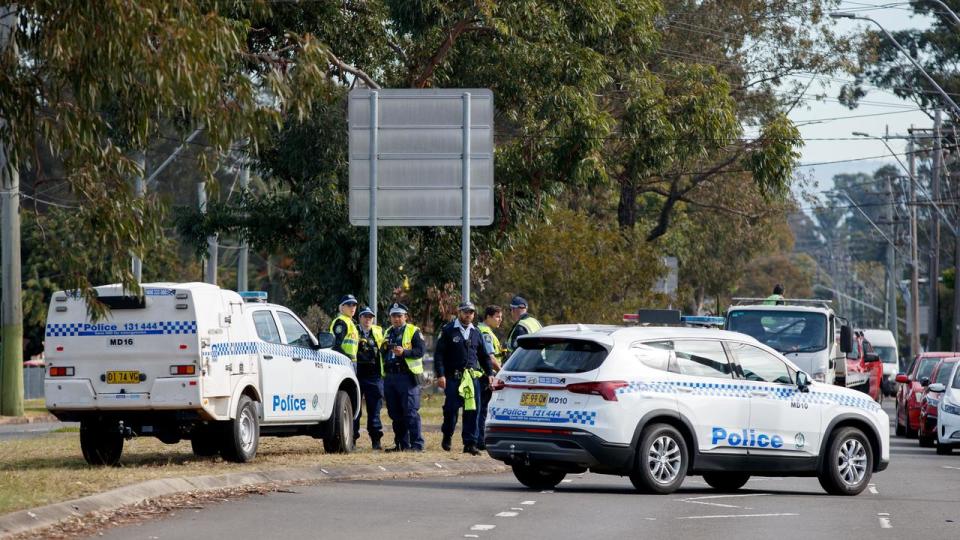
[
  {"x1": 504, "y1": 338, "x2": 608, "y2": 374},
  {"x1": 917, "y1": 358, "x2": 939, "y2": 381},
  {"x1": 936, "y1": 361, "x2": 957, "y2": 386}
]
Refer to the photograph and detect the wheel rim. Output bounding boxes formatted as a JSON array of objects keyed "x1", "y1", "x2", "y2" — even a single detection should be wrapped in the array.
[
  {"x1": 341, "y1": 401, "x2": 351, "y2": 446},
  {"x1": 647, "y1": 435, "x2": 682, "y2": 485},
  {"x1": 837, "y1": 438, "x2": 867, "y2": 486},
  {"x1": 239, "y1": 408, "x2": 255, "y2": 453}
]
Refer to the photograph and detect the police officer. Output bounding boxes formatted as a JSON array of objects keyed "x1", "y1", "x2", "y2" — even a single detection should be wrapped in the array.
[
  {"x1": 435, "y1": 301, "x2": 493, "y2": 455},
  {"x1": 476, "y1": 305, "x2": 504, "y2": 450},
  {"x1": 354, "y1": 306, "x2": 385, "y2": 450},
  {"x1": 330, "y1": 294, "x2": 359, "y2": 364},
  {"x1": 380, "y1": 303, "x2": 426, "y2": 452},
  {"x1": 505, "y1": 296, "x2": 542, "y2": 356}
]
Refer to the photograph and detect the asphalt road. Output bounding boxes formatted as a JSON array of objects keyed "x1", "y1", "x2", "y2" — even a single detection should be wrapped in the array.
[
  {"x1": 94, "y1": 401, "x2": 960, "y2": 540},
  {"x1": 0, "y1": 421, "x2": 75, "y2": 441}
]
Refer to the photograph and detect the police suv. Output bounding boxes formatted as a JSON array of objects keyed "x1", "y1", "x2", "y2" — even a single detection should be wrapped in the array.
[
  {"x1": 44, "y1": 282, "x2": 359, "y2": 465},
  {"x1": 485, "y1": 316, "x2": 890, "y2": 495}
]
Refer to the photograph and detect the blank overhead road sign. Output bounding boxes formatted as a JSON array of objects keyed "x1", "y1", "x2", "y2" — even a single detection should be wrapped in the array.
[{"x1": 348, "y1": 89, "x2": 494, "y2": 226}]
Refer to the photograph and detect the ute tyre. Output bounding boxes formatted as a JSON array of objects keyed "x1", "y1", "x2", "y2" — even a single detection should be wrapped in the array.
[
  {"x1": 221, "y1": 396, "x2": 259, "y2": 463},
  {"x1": 817, "y1": 427, "x2": 873, "y2": 496},
  {"x1": 79, "y1": 419, "x2": 123, "y2": 466},
  {"x1": 190, "y1": 424, "x2": 221, "y2": 457},
  {"x1": 323, "y1": 390, "x2": 355, "y2": 454},
  {"x1": 629, "y1": 423, "x2": 688, "y2": 494},
  {"x1": 511, "y1": 464, "x2": 566, "y2": 490},
  {"x1": 703, "y1": 472, "x2": 750, "y2": 492}
]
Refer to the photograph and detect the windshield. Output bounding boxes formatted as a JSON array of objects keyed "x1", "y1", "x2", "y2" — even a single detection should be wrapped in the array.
[
  {"x1": 875, "y1": 346, "x2": 897, "y2": 364},
  {"x1": 936, "y1": 361, "x2": 957, "y2": 386},
  {"x1": 726, "y1": 310, "x2": 827, "y2": 353},
  {"x1": 953, "y1": 366, "x2": 960, "y2": 390},
  {"x1": 503, "y1": 338, "x2": 608, "y2": 374},
  {"x1": 917, "y1": 358, "x2": 939, "y2": 381}
]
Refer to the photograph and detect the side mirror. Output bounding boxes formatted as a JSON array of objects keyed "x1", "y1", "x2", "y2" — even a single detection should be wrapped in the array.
[
  {"x1": 895, "y1": 373, "x2": 909, "y2": 384},
  {"x1": 929, "y1": 383, "x2": 947, "y2": 393},
  {"x1": 839, "y1": 325, "x2": 854, "y2": 354},
  {"x1": 864, "y1": 352, "x2": 881, "y2": 363},
  {"x1": 921, "y1": 377, "x2": 931, "y2": 387},
  {"x1": 796, "y1": 371, "x2": 811, "y2": 392},
  {"x1": 317, "y1": 332, "x2": 335, "y2": 349}
]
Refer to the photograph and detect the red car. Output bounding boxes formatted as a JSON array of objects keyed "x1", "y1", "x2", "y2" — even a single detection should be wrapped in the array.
[
  {"x1": 918, "y1": 358, "x2": 960, "y2": 447},
  {"x1": 896, "y1": 352, "x2": 959, "y2": 437},
  {"x1": 846, "y1": 333, "x2": 883, "y2": 403}
]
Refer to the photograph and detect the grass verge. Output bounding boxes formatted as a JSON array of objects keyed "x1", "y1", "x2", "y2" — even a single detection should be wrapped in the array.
[{"x1": 0, "y1": 394, "x2": 487, "y2": 516}]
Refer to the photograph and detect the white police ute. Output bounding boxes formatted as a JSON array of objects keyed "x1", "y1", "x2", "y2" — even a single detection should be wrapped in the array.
[
  {"x1": 485, "y1": 317, "x2": 890, "y2": 495},
  {"x1": 44, "y1": 282, "x2": 359, "y2": 465}
]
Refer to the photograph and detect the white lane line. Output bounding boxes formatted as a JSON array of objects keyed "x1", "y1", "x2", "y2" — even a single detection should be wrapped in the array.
[
  {"x1": 680, "y1": 500, "x2": 740, "y2": 509},
  {"x1": 943, "y1": 465, "x2": 960, "y2": 470},
  {"x1": 561, "y1": 479, "x2": 573, "y2": 483},
  {"x1": 511, "y1": 507, "x2": 524, "y2": 511},
  {"x1": 878, "y1": 515, "x2": 892, "y2": 529},
  {"x1": 868, "y1": 484, "x2": 879, "y2": 495},
  {"x1": 470, "y1": 524, "x2": 496, "y2": 531},
  {"x1": 678, "y1": 513, "x2": 799, "y2": 520},
  {"x1": 496, "y1": 511, "x2": 519, "y2": 517},
  {"x1": 520, "y1": 501, "x2": 536, "y2": 505},
  {"x1": 541, "y1": 490, "x2": 554, "y2": 494},
  {"x1": 464, "y1": 535, "x2": 479, "y2": 538},
  {"x1": 678, "y1": 493, "x2": 770, "y2": 508}
]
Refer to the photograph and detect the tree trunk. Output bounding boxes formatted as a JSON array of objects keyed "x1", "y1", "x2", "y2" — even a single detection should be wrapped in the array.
[{"x1": 617, "y1": 180, "x2": 637, "y2": 228}]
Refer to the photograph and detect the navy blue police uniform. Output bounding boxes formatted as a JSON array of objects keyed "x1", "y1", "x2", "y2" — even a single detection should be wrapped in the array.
[
  {"x1": 354, "y1": 306, "x2": 384, "y2": 449},
  {"x1": 381, "y1": 303, "x2": 426, "y2": 452},
  {"x1": 434, "y1": 303, "x2": 493, "y2": 454}
]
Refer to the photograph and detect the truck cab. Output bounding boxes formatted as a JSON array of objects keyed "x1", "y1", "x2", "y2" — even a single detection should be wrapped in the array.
[{"x1": 725, "y1": 299, "x2": 853, "y2": 386}]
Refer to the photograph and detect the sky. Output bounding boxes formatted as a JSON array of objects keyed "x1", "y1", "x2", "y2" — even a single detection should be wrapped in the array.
[{"x1": 788, "y1": 1, "x2": 937, "y2": 193}]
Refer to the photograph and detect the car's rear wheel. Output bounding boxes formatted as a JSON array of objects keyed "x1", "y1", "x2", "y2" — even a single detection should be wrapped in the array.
[
  {"x1": 629, "y1": 423, "x2": 688, "y2": 494},
  {"x1": 936, "y1": 443, "x2": 953, "y2": 455},
  {"x1": 221, "y1": 396, "x2": 259, "y2": 463},
  {"x1": 817, "y1": 427, "x2": 873, "y2": 496},
  {"x1": 323, "y1": 390, "x2": 355, "y2": 454},
  {"x1": 511, "y1": 464, "x2": 566, "y2": 490},
  {"x1": 895, "y1": 404, "x2": 906, "y2": 436},
  {"x1": 703, "y1": 472, "x2": 750, "y2": 492},
  {"x1": 79, "y1": 419, "x2": 123, "y2": 466}
]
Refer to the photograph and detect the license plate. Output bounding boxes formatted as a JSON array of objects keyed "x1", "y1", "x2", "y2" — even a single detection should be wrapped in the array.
[
  {"x1": 520, "y1": 392, "x2": 548, "y2": 407},
  {"x1": 106, "y1": 371, "x2": 140, "y2": 384}
]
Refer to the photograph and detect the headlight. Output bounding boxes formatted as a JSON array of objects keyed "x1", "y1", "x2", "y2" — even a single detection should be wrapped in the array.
[
  {"x1": 916, "y1": 392, "x2": 925, "y2": 402},
  {"x1": 812, "y1": 372, "x2": 827, "y2": 383},
  {"x1": 941, "y1": 401, "x2": 960, "y2": 416}
]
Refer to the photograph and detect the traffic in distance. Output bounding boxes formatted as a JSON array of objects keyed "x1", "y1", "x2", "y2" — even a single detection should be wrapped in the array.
[{"x1": 40, "y1": 284, "x2": 954, "y2": 496}]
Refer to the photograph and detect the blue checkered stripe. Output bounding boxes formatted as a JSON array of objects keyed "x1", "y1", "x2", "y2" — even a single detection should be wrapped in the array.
[
  {"x1": 618, "y1": 379, "x2": 881, "y2": 413},
  {"x1": 158, "y1": 321, "x2": 197, "y2": 334},
  {"x1": 211, "y1": 341, "x2": 350, "y2": 367},
  {"x1": 45, "y1": 323, "x2": 83, "y2": 337},
  {"x1": 567, "y1": 410, "x2": 597, "y2": 426},
  {"x1": 45, "y1": 321, "x2": 197, "y2": 337}
]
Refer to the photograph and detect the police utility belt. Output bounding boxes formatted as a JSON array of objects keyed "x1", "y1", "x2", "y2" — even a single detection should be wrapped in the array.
[{"x1": 451, "y1": 366, "x2": 483, "y2": 380}]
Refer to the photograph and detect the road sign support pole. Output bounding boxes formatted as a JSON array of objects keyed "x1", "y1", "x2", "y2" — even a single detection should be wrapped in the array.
[
  {"x1": 238, "y1": 164, "x2": 249, "y2": 292},
  {"x1": 369, "y1": 91, "x2": 379, "y2": 314},
  {"x1": 462, "y1": 92, "x2": 471, "y2": 303},
  {"x1": 132, "y1": 151, "x2": 145, "y2": 283}
]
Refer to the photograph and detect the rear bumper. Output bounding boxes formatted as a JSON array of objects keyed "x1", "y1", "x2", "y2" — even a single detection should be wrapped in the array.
[
  {"x1": 484, "y1": 425, "x2": 634, "y2": 473},
  {"x1": 45, "y1": 377, "x2": 203, "y2": 411}
]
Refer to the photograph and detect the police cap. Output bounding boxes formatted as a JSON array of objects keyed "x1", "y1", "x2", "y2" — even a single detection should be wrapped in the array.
[
  {"x1": 458, "y1": 301, "x2": 476, "y2": 312},
  {"x1": 389, "y1": 303, "x2": 409, "y2": 316},
  {"x1": 509, "y1": 296, "x2": 528, "y2": 309},
  {"x1": 338, "y1": 294, "x2": 358, "y2": 307},
  {"x1": 358, "y1": 306, "x2": 375, "y2": 318}
]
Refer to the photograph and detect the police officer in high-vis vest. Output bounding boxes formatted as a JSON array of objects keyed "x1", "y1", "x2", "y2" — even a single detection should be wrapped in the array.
[
  {"x1": 505, "y1": 296, "x2": 542, "y2": 357},
  {"x1": 477, "y1": 305, "x2": 504, "y2": 450},
  {"x1": 330, "y1": 294, "x2": 359, "y2": 363},
  {"x1": 435, "y1": 301, "x2": 494, "y2": 455},
  {"x1": 380, "y1": 303, "x2": 426, "y2": 452},
  {"x1": 354, "y1": 306, "x2": 385, "y2": 450}
]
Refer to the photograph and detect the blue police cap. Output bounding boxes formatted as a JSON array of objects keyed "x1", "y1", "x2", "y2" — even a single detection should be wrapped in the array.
[
  {"x1": 338, "y1": 294, "x2": 358, "y2": 307},
  {"x1": 389, "y1": 303, "x2": 408, "y2": 315},
  {"x1": 509, "y1": 296, "x2": 528, "y2": 309},
  {"x1": 358, "y1": 306, "x2": 375, "y2": 318},
  {"x1": 458, "y1": 301, "x2": 476, "y2": 312}
]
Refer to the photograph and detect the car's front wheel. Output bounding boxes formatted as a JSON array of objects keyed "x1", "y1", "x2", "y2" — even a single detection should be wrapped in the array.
[
  {"x1": 322, "y1": 390, "x2": 355, "y2": 454},
  {"x1": 817, "y1": 427, "x2": 873, "y2": 495},
  {"x1": 936, "y1": 443, "x2": 953, "y2": 455},
  {"x1": 629, "y1": 423, "x2": 688, "y2": 494},
  {"x1": 511, "y1": 464, "x2": 566, "y2": 490}
]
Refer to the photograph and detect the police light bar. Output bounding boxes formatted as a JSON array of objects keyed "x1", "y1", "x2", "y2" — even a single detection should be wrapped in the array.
[
  {"x1": 680, "y1": 315, "x2": 725, "y2": 327},
  {"x1": 623, "y1": 310, "x2": 723, "y2": 327},
  {"x1": 239, "y1": 291, "x2": 268, "y2": 303}
]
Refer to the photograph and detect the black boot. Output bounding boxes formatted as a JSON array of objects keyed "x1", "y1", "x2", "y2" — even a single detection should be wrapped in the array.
[
  {"x1": 384, "y1": 444, "x2": 403, "y2": 453},
  {"x1": 441, "y1": 435, "x2": 452, "y2": 451},
  {"x1": 371, "y1": 437, "x2": 382, "y2": 451},
  {"x1": 463, "y1": 444, "x2": 480, "y2": 456}
]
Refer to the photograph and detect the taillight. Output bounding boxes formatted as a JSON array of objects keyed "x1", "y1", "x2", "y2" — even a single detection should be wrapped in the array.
[
  {"x1": 170, "y1": 365, "x2": 196, "y2": 375},
  {"x1": 48, "y1": 366, "x2": 74, "y2": 377},
  {"x1": 490, "y1": 378, "x2": 506, "y2": 391},
  {"x1": 566, "y1": 381, "x2": 628, "y2": 401}
]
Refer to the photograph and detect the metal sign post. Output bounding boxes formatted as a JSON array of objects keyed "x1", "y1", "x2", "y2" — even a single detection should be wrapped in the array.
[
  {"x1": 461, "y1": 92, "x2": 471, "y2": 301},
  {"x1": 369, "y1": 91, "x2": 379, "y2": 314}
]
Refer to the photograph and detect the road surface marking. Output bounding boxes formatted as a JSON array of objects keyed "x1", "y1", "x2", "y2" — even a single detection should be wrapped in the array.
[
  {"x1": 435, "y1": 463, "x2": 443, "y2": 468},
  {"x1": 678, "y1": 513, "x2": 799, "y2": 520},
  {"x1": 541, "y1": 490, "x2": 554, "y2": 494},
  {"x1": 320, "y1": 468, "x2": 329, "y2": 474},
  {"x1": 378, "y1": 466, "x2": 387, "y2": 471},
  {"x1": 464, "y1": 535, "x2": 479, "y2": 538},
  {"x1": 943, "y1": 465, "x2": 960, "y2": 470},
  {"x1": 521, "y1": 501, "x2": 536, "y2": 505},
  {"x1": 868, "y1": 483, "x2": 879, "y2": 495},
  {"x1": 511, "y1": 508, "x2": 524, "y2": 511},
  {"x1": 561, "y1": 479, "x2": 573, "y2": 483},
  {"x1": 496, "y1": 511, "x2": 519, "y2": 517},
  {"x1": 678, "y1": 493, "x2": 769, "y2": 508},
  {"x1": 470, "y1": 524, "x2": 495, "y2": 531},
  {"x1": 878, "y1": 514, "x2": 892, "y2": 529}
]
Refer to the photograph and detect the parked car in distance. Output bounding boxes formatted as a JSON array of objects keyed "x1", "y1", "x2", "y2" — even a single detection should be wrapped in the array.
[
  {"x1": 861, "y1": 329, "x2": 899, "y2": 397},
  {"x1": 918, "y1": 358, "x2": 959, "y2": 448},
  {"x1": 934, "y1": 360, "x2": 960, "y2": 455},
  {"x1": 895, "y1": 352, "x2": 957, "y2": 437},
  {"x1": 847, "y1": 332, "x2": 883, "y2": 403}
]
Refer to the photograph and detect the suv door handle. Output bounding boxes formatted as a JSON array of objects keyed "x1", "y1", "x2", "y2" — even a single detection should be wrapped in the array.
[
  {"x1": 292, "y1": 357, "x2": 303, "y2": 362},
  {"x1": 750, "y1": 390, "x2": 771, "y2": 397},
  {"x1": 263, "y1": 355, "x2": 273, "y2": 360}
]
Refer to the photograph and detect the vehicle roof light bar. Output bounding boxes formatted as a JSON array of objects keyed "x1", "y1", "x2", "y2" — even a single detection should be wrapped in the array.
[
  {"x1": 239, "y1": 291, "x2": 268, "y2": 303},
  {"x1": 623, "y1": 310, "x2": 724, "y2": 327}
]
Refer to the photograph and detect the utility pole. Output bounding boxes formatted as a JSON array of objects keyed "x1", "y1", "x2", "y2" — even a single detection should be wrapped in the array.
[
  {"x1": 885, "y1": 170, "x2": 897, "y2": 337},
  {"x1": 928, "y1": 110, "x2": 942, "y2": 351},
  {"x1": 0, "y1": 4, "x2": 23, "y2": 416},
  {"x1": 909, "y1": 130, "x2": 921, "y2": 358},
  {"x1": 237, "y1": 165, "x2": 249, "y2": 292},
  {"x1": 198, "y1": 182, "x2": 218, "y2": 284}
]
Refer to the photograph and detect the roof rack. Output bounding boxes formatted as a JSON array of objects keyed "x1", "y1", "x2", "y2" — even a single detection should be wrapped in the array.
[
  {"x1": 730, "y1": 297, "x2": 833, "y2": 309},
  {"x1": 623, "y1": 309, "x2": 725, "y2": 328}
]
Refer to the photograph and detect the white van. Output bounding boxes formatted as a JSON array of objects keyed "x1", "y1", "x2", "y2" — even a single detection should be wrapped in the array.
[
  {"x1": 860, "y1": 329, "x2": 900, "y2": 396},
  {"x1": 44, "y1": 282, "x2": 359, "y2": 465}
]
